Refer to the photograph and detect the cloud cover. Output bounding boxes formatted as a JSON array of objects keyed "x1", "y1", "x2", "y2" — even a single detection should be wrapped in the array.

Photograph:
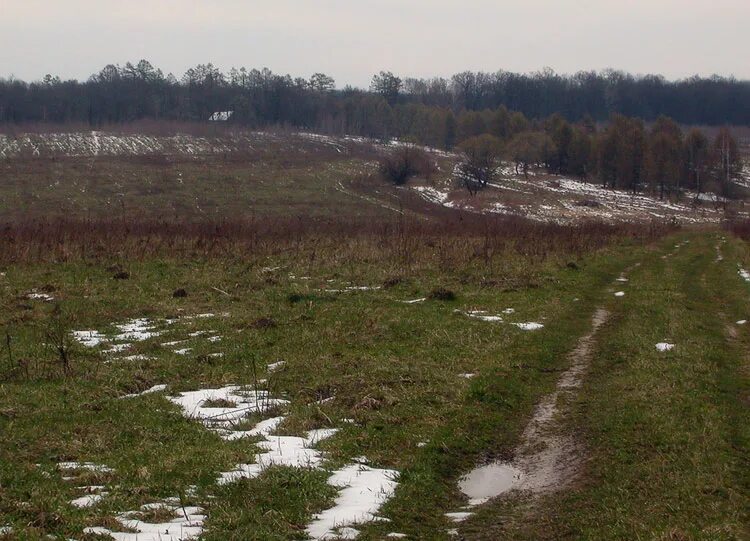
[{"x1": 2, "y1": 0, "x2": 748, "y2": 85}]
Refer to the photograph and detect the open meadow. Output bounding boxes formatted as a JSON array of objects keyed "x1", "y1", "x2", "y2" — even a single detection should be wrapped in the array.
[{"x1": 0, "y1": 130, "x2": 748, "y2": 540}]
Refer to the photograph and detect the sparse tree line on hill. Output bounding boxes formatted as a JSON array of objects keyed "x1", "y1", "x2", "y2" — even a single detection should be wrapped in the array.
[
  {"x1": 1, "y1": 62, "x2": 749, "y2": 128},
  {"x1": 0, "y1": 61, "x2": 744, "y2": 199},
  {"x1": 383, "y1": 113, "x2": 744, "y2": 201}
]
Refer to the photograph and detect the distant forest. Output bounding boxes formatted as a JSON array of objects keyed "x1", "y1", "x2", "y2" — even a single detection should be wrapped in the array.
[{"x1": 1, "y1": 61, "x2": 749, "y2": 135}]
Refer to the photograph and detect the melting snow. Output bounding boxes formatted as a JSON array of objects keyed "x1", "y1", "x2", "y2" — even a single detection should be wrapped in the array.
[
  {"x1": 655, "y1": 342, "x2": 675, "y2": 352},
  {"x1": 306, "y1": 463, "x2": 399, "y2": 540},
  {"x1": 739, "y1": 268, "x2": 750, "y2": 282},
  {"x1": 514, "y1": 322, "x2": 544, "y2": 331},
  {"x1": 219, "y1": 428, "x2": 338, "y2": 483},
  {"x1": 70, "y1": 490, "x2": 107, "y2": 508},
  {"x1": 84, "y1": 502, "x2": 205, "y2": 541},
  {"x1": 26, "y1": 292, "x2": 54, "y2": 302},
  {"x1": 168, "y1": 386, "x2": 288, "y2": 434},
  {"x1": 445, "y1": 511, "x2": 473, "y2": 522},
  {"x1": 122, "y1": 384, "x2": 167, "y2": 399},
  {"x1": 267, "y1": 360, "x2": 286, "y2": 372},
  {"x1": 169, "y1": 384, "x2": 399, "y2": 537},
  {"x1": 463, "y1": 310, "x2": 503, "y2": 322},
  {"x1": 72, "y1": 318, "x2": 162, "y2": 352},
  {"x1": 58, "y1": 462, "x2": 113, "y2": 473}
]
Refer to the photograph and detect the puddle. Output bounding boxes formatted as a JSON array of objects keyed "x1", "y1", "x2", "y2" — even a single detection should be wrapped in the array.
[
  {"x1": 458, "y1": 463, "x2": 524, "y2": 505},
  {"x1": 455, "y1": 308, "x2": 609, "y2": 513}
]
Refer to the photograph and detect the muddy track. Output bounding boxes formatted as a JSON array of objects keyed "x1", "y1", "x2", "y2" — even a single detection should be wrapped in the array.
[{"x1": 457, "y1": 308, "x2": 610, "y2": 509}]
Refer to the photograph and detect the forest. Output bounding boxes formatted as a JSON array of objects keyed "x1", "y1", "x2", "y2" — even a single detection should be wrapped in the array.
[{"x1": 1, "y1": 61, "x2": 749, "y2": 129}]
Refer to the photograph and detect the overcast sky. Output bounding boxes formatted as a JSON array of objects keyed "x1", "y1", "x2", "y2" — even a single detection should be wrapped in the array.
[{"x1": 2, "y1": 0, "x2": 749, "y2": 86}]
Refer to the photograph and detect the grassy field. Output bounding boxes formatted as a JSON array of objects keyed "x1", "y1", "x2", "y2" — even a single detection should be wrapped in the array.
[
  {"x1": 0, "y1": 130, "x2": 748, "y2": 540},
  {"x1": 1, "y1": 218, "x2": 747, "y2": 540}
]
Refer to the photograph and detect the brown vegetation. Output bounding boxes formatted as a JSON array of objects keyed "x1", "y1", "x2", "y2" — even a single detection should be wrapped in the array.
[{"x1": 0, "y1": 216, "x2": 671, "y2": 266}]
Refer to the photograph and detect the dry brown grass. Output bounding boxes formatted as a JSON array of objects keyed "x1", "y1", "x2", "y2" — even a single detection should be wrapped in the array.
[{"x1": 0, "y1": 216, "x2": 670, "y2": 266}]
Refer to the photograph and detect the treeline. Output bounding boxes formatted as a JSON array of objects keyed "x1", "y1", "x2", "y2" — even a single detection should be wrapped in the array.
[
  {"x1": 1, "y1": 61, "x2": 749, "y2": 128},
  {"x1": 390, "y1": 112, "x2": 744, "y2": 200}
]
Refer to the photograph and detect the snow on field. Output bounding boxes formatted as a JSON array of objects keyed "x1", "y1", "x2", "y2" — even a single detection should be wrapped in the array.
[
  {"x1": 57, "y1": 461, "x2": 114, "y2": 474},
  {"x1": 458, "y1": 309, "x2": 544, "y2": 331},
  {"x1": 413, "y1": 165, "x2": 723, "y2": 224},
  {"x1": 85, "y1": 502, "x2": 205, "y2": 541},
  {"x1": 26, "y1": 291, "x2": 54, "y2": 302},
  {"x1": 734, "y1": 163, "x2": 750, "y2": 189},
  {"x1": 72, "y1": 318, "x2": 162, "y2": 352},
  {"x1": 463, "y1": 310, "x2": 504, "y2": 322},
  {"x1": 655, "y1": 342, "x2": 675, "y2": 352},
  {"x1": 219, "y1": 429, "x2": 338, "y2": 484},
  {"x1": 324, "y1": 285, "x2": 383, "y2": 293},
  {"x1": 739, "y1": 268, "x2": 750, "y2": 282},
  {"x1": 167, "y1": 383, "x2": 399, "y2": 537},
  {"x1": 121, "y1": 384, "x2": 167, "y2": 399},
  {"x1": 168, "y1": 385, "x2": 288, "y2": 435},
  {"x1": 0, "y1": 130, "x2": 387, "y2": 160},
  {"x1": 513, "y1": 322, "x2": 544, "y2": 331},
  {"x1": 306, "y1": 462, "x2": 399, "y2": 540},
  {"x1": 267, "y1": 360, "x2": 286, "y2": 372},
  {"x1": 70, "y1": 490, "x2": 107, "y2": 508}
]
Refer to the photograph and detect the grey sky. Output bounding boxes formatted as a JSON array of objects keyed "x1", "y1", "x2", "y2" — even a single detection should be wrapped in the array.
[{"x1": 3, "y1": 0, "x2": 749, "y2": 86}]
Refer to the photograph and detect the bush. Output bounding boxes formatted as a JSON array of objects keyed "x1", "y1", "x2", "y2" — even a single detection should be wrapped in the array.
[
  {"x1": 379, "y1": 145, "x2": 434, "y2": 185},
  {"x1": 457, "y1": 134, "x2": 503, "y2": 195}
]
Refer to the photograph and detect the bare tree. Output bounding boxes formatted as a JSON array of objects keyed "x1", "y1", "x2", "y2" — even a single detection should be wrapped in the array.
[{"x1": 457, "y1": 135, "x2": 503, "y2": 195}]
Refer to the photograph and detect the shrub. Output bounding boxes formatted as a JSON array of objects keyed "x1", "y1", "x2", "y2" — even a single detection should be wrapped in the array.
[{"x1": 379, "y1": 145, "x2": 434, "y2": 185}]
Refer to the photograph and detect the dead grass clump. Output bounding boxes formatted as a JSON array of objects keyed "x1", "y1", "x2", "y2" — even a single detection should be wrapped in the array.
[
  {"x1": 251, "y1": 317, "x2": 277, "y2": 330},
  {"x1": 428, "y1": 287, "x2": 456, "y2": 301},
  {"x1": 574, "y1": 199, "x2": 602, "y2": 207},
  {"x1": 382, "y1": 276, "x2": 403, "y2": 289}
]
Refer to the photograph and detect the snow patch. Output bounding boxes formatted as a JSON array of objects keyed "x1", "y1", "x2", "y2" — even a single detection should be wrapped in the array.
[
  {"x1": 513, "y1": 322, "x2": 544, "y2": 331},
  {"x1": 84, "y1": 502, "x2": 205, "y2": 541},
  {"x1": 306, "y1": 463, "x2": 399, "y2": 540},
  {"x1": 122, "y1": 384, "x2": 167, "y2": 399}
]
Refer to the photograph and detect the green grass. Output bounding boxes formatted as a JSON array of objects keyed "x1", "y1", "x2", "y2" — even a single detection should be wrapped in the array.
[
  {"x1": 471, "y1": 232, "x2": 750, "y2": 540},
  {"x1": 1, "y1": 230, "x2": 747, "y2": 540},
  {"x1": 0, "y1": 227, "x2": 646, "y2": 539}
]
